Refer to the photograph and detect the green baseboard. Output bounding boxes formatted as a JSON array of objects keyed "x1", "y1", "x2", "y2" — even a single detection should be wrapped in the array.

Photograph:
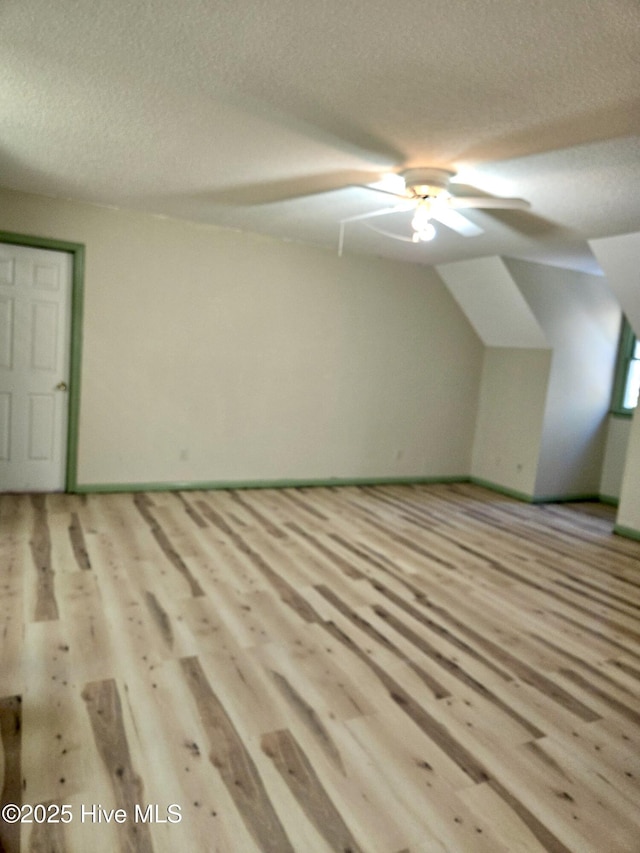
[
  {"x1": 73, "y1": 474, "x2": 469, "y2": 495},
  {"x1": 469, "y1": 477, "x2": 535, "y2": 502},
  {"x1": 470, "y1": 477, "x2": 600, "y2": 505},
  {"x1": 532, "y1": 492, "x2": 601, "y2": 504},
  {"x1": 72, "y1": 475, "x2": 617, "y2": 513},
  {"x1": 613, "y1": 524, "x2": 640, "y2": 542},
  {"x1": 598, "y1": 493, "x2": 620, "y2": 507}
]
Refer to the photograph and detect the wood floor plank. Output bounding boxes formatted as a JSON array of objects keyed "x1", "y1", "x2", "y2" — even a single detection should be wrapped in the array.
[
  {"x1": 195, "y1": 645, "x2": 290, "y2": 740},
  {"x1": 280, "y1": 711, "x2": 430, "y2": 852},
  {"x1": 261, "y1": 728, "x2": 364, "y2": 853},
  {"x1": 458, "y1": 782, "x2": 551, "y2": 853},
  {"x1": 2, "y1": 483, "x2": 639, "y2": 851},
  {"x1": 477, "y1": 736, "x2": 640, "y2": 853},
  {"x1": 81, "y1": 678, "x2": 154, "y2": 853},
  {"x1": 25, "y1": 802, "x2": 69, "y2": 852},
  {"x1": 530, "y1": 733, "x2": 640, "y2": 817},
  {"x1": 266, "y1": 669, "x2": 347, "y2": 775},
  {"x1": 132, "y1": 494, "x2": 204, "y2": 598},
  {"x1": 29, "y1": 494, "x2": 59, "y2": 622},
  {"x1": 365, "y1": 603, "x2": 544, "y2": 738},
  {"x1": 55, "y1": 572, "x2": 116, "y2": 685},
  {"x1": 253, "y1": 633, "x2": 378, "y2": 723},
  {"x1": 0, "y1": 695, "x2": 22, "y2": 853},
  {"x1": 137, "y1": 657, "x2": 265, "y2": 853},
  {"x1": 343, "y1": 711, "x2": 510, "y2": 852},
  {"x1": 20, "y1": 621, "x2": 88, "y2": 805},
  {"x1": 67, "y1": 511, "x2": 92, "y2": 572},
  {"x1": 179, "y1": 655, "x2": 295, "y2": 853},
  {"x1": 0, "y1": 543, "x2": 26, "y2": 696}
]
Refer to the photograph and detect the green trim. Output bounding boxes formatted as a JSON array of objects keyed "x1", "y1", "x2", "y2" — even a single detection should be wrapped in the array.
[
  {"x1": 0, "y1": 230, "x2": 85, "y2": 493},
  {"x1": 470, "y1": 477, "x2": 535, "y2": 503},
  {"x1": 471, "y1": 477, "x2": 600, "y2": 505},
  {"x1": 610, "y1": 316, "x2": 638, "y2": 415},
  {"x1": 532, "y1": 492, "x2": 601, "y2": 504},
  {"x1": 599, "y1": 493, "x2": 620, "y2": 507},
  {"x1": 75, "y1": 474, "x2": 469, "y2": 494},
  {"x1": 75, "y1": 473, "x2": 613, "y2": 508},
  {"x1": 613, "y1": 524, "x2": 640, "y2": 542}
]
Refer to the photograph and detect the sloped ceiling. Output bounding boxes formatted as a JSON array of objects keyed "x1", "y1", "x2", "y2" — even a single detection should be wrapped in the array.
[
  {"x1": 590, "y1": 233, "x2": 640, "y2": 333},
  {"x1": 1, "y1": 0, "x2": 639, "y2": 272},
  {"x1": 436, "y1": 258, "x2": 548, "y2": 348}
]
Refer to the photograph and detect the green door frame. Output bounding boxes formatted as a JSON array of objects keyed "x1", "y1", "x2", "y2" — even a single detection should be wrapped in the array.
[{"x1": 1, "y1": 230, "x2": 85, "y2": 492}]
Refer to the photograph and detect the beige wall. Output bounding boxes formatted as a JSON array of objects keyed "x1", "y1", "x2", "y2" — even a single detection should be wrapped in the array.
[
  {"x1": 506, "y1": 260, "x2": 620, "y2": 499},
  {"x1": 589, "y1": 232, "x2": 640, "y2": 536},
  {"x1": 618, "y1": 412, "x2": 640, "y2": 533},
  {"x1": 470, "y1": 347, "x2": 550, "y2": 496},
  {"x1": 436, "y1": 257, "x2": 548, "y2": 348},
  {"x1": 590, "y1": 233, "x2": 640, "y2": 335},
  {"x1": 448, "y1": 257, "x2": 619, "y2": 502},
  {"x1": 599, "y1": 415, "x2": 632, "y2": 502},
  {"x1": 0, "y1": 188, "x2": 483, "y2": 487}
]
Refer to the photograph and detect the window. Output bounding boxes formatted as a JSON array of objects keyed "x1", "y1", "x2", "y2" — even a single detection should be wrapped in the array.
[{"x1": 612, "y1": 317, "x2": 640, "y2": 414}]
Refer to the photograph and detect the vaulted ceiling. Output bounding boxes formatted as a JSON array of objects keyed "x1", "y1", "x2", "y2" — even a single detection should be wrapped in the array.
[{"x1": 2, "y1": 0, "x2": 639, "y2": 273}]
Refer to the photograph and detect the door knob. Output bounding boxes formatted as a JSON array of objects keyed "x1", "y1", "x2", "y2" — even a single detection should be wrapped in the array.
[{"x1": 55, "y1": 381, "x2": 68, "y2": 391}]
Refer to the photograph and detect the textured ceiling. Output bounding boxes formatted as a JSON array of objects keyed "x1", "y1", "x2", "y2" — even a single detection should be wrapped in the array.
[{"x1": 1, "y1": 0, "x2": 639, "y2": 272}]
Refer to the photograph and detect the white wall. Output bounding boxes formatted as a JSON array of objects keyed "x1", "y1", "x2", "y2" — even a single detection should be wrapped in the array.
[
  {"x1": 436, "y1": 257, "x2": 548, "y2": 348},
  {"x1": 590, "y1": 233, "x2": 640, "y2": 334},
  {"x1": 471, "y1": 347, "x2": 550, "y2": 496},
  {"x1": 436, "y1": 257, "x2": 551, "y2": 498},
  {"x1": 599, "y1": 415, "x2": 632, "y2": 502},
  {"x1": 0, "y1": 188, "x2": 483, "y2": 487},
  {"x1": 438, "y1": 256, "x2": 619, "y2": 501},
  {"x1": 618, "y1": 412, "x2": 640, "y2": 534},
  {"x1": 589, "y1": 232, "x2": 640, "y2": 535},
  {"x1": 506, "y1": 260, "x2": 620, "y2": 499}
]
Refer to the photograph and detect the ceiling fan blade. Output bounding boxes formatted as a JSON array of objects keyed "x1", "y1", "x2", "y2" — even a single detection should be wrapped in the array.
[
  {"x1": 354, "y1": 184, "x2": 409, "y2": 201},
  {"x1": 450, "y1": 196, "x2": 531, "y2": 210},
  {"x1": 340, "y1": 203, "x2": 414, "y2": 225},
  {"x1": 363, "y1": 223, "x2": 418, "y2": 243},
  {"x1": 338, "y1": 203, "x2": 415, "y2": 256},
  {"x1": 200, "y1": 170, "x2": 389, "y2": 205},
  {"x1": 432, "y1": 207, "x2": 484, "y2": 237}
]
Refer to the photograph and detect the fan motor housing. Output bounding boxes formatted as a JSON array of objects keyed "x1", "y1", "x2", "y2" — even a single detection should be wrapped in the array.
[{"x1": 402, "y1": 167, "x2": 454, "y2": 198}]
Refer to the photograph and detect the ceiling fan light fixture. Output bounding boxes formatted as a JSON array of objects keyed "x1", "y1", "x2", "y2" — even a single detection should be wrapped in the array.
[
  {"x1": 412, "y1": 184, "x2": 450, "y2": 199},
  {"x1": 340, "y1": 166, "x2": 527, "y2": 254},
  {"x1": 411, "y1": 201, "x2": 435, "y2": 236},
  {"x1": 402, "y1": 167, "x2": 454, "y2": 198},
  {"x1": 413, "y1": 223, "x2": 436, "y2": 242}
]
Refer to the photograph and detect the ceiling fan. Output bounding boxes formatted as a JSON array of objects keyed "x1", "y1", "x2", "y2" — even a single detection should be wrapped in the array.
[{"x1": 338, "y1": 167, "x2": 531, "y2": 255}]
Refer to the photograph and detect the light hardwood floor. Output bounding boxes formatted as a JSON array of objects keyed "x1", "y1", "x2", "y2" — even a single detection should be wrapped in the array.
[{"x1": 1, "y1": 483, "x2": 640, "y2": 852}]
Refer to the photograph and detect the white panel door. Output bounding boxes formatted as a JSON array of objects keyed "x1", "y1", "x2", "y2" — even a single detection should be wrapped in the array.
[{"x1": 0, "y1": 243, "x2": 72, "y2": 491}]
